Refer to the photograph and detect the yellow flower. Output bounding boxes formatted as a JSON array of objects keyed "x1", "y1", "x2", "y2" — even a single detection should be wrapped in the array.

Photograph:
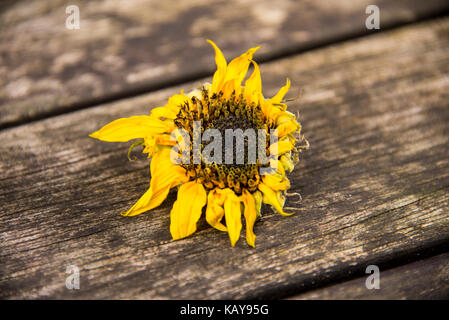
[{"x1": 90, "y1": 40, "x2": 307, "y2": 247}]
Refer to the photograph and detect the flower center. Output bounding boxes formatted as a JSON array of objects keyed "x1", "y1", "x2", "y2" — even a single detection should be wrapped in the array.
[{"x1": 174, "y1": 88, "x2": 273, "y2": 193}]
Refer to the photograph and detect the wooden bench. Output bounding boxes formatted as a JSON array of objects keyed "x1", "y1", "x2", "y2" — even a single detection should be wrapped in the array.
[{"x1": 1, "y1": 0, "x2": 448, "y2": 299}]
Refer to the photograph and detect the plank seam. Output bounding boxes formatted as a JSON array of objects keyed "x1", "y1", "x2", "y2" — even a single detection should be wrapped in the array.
[{"x1": 1, "y1": 11, "x2": 449, "y2": 131}]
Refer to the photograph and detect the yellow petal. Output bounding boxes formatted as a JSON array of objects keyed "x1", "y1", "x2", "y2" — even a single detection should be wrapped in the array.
[
  {"x1": 223, "y1": 189, "x2": 242, "y2": 247},
  {"x1": 166, "y1": 93, "x2": 191, "y2": 112},
  {"x1": 253, "y1": 191, "x2": 263, "y2": 218},
  {"x1": 240, "y1": 189, "x2": 257, "y2": 247},
  {"x1": 260, "y1": 100, "x2": 283, "y2": 121},
  {"x1": 258, "y1": 183, "x2": 294, "y2": 216},
  {"x1": 122, "y1": 148, "x2": 188, "y2": 216},
  {"x1": 221, "y1": 79, "x2": 241, "y2": 98},
  {"x1": 244, "y1": 61, "x2": 262, "y2": 105},
  {"x1": 90, "y1": 115, "x2": 172, "y2": 142},
  {"x1": 142, "y1": 136, "x2": 158, "y2": 158},
  {"x1": 222, "y1": 46, "x2": 260, "y2": 97},
  {"x1": 225, "y1": 47, "x2": 260, "y2": 82},
  {"x1": 170, "y1": 181, "x2": 207, "y2": 240},
  {"x1": 263, "y1": 173, "x2": 290, "y2": 192},
  {"x1": 277, "y1": 159, "x2": 286, "y2": 177},
  {"x1": 155, "y1": 134, "x2": 176, "y2": 146},
  {"x1": 205, "y1": 189, "x2": 227, "y2": 232},
  {"x1": 150, "y1": 106, "x2": 178, "y2": 120},
  {"x1": 277, "y1": 120, "x2": 300, "y2": 137},
  {"x1": 269, "y1": 140, "x2": 294, "y2": 156},
  {"x1": 280, "y1": 154, "x2": 295, "y2": 172},
  {"x1": 275, "y1": 111, "x2": 301, "y2": 137},
  {"x1": 263, "y1": 175, "x2": 290, "y2": 192},
  {"x1": 207, "y1": 40, "x2": 227, "y2": 94},
  {"x1": 270, "y1": 78, "x2": 291, "y2": 104},
  {"x1": 262, "y1": 160, "x2": 289, "y2": 191}
]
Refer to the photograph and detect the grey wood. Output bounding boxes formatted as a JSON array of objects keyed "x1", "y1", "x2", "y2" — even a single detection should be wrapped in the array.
[
  {"x1": 291, "y1": 253, "x2": 449, "y2": 299},
  {"x1": 0, "y1": 18, "x2": 449, "y2": 299},
  {"x1": 1, "y1": 0, "x2": 449, "y2": 128}
]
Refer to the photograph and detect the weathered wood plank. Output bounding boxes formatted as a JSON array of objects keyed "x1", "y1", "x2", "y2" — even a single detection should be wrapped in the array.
[
  {"x1": 291, "y1": 252, "x2": 449, "y2": 299},
  {"x1": 1, "y1": 18, "x2": 449, "y2": 299},
  {"x1": 1, "y1": 0, "x2": 449, "y2": 128}
]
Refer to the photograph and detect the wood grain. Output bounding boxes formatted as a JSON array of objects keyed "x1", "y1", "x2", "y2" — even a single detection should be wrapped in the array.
[
  {"x1": 291, "y1": 252, "x2": 449, "y2": 299},
  {"x1": 1, "y1": 0, "x2": 449, "y2": 128},
  {"x1": 0, "y1": 18, "x2": 449, "y2": 299}
]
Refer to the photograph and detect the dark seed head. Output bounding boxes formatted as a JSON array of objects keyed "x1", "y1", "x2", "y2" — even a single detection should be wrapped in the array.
[{"x1": 174, "y1": 87, "x2": 272, "y2": 193}]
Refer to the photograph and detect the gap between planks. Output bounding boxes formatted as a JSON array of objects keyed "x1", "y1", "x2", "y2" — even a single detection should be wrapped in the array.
[
  {"x1": 1, "y1": 1, "x2": 449, "y2": 130},
  {"x1": 0, "y1": 18, "x2": 449, "y2": 299}
]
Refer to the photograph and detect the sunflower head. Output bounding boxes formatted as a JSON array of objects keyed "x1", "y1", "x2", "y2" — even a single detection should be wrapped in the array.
[{"x1": 90, "y1": 40, "x2": 308, "y2": 247}]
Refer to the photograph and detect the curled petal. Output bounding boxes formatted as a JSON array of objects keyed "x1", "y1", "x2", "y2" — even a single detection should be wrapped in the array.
[
  {"x1": 261, "y1": 102, "x2": 284, "y2": 121},
  {"x1": 270, "y1": 78, "x2": 291, "y2": 105},
  {"x1": 275, "y1": 111, "x2": 301, "y2": 137},
  {"x1": 206, "y1": 189, "x2": 227, "y2": 232},
  {"x1": 226, "y1": 47, "x2": 260, "y2": 82},
  {"x1": 258, "y1": 183, "x2": 294, "y2": 216},
  {"x1": 207, "y1": 40, "x2": 228, "y2": 94},
  {"x1": 244, "y1": 61, "x2": 262, "y2": 104},
  {"x1": 269, "y1": 140, "x2": 294, "y2": 156},
  {"x1": 280, "y1": 154, "x2": 295, "y2": 173},
  {"x1": 262, "y1": 160, "x2": 290, "y2": 191},
  {"x1": 222, "y1": 46, "x2": 260, "y2": 97},
  {"x1": 263, "y1": 173, "x2": 290, "y2": 192}
]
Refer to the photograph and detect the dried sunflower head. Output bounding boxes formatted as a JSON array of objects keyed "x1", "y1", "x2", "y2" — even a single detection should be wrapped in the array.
[{"x1": 90, "y1": 40, "x2": 308, "y2": 247}]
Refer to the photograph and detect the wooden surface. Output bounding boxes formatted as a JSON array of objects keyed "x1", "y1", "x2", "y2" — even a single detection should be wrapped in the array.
[
  {"x1": 1, "y1": 15, "x2": 448, "y2": 299},
  {"x1": 1, "y1": 0, "x2": 449, "y2": 128},
  {"x1": 291, "y1": 252, "x2": 449, "y2": 299}
]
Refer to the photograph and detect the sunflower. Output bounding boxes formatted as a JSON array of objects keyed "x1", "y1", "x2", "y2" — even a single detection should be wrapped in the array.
[{"x1": 90, "y1": 40, "x2": 308, "y2": 247}]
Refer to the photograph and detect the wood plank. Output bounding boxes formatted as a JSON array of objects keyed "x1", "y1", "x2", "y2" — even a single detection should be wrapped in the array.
[
  {"x1": 291, "y1": 252, "x2": 449, "y2": 299},
  {"x1": 1, "y1": 18, "x2": 449, "y2": 299},
  {"x1": 1, "y1": 0, "x2": 449, "y2": 128}
]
